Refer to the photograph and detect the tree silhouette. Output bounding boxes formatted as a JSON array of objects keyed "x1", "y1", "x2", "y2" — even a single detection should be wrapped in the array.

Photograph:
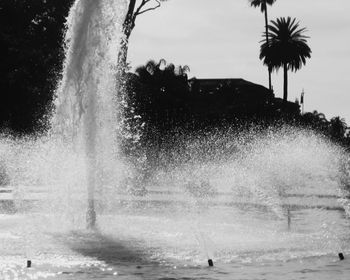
[
  {"x1": 0, "y1": 0, "x2": 74, "y2": 132},
  {"x1": 301, "y1": 110, "x2": 328, "y2": 133},
  {"x1": 135, "y1": 59, "x2": 164, "y2": 84},
  {"x1": 329, "y1": 116, "x2": 347, "y2": 140},
  {"x1": 260, "y1": 17, "x2": 311, "y2": 102},
  {"x1": 135, "y1": 59, "x2": 189, "y2": 91},
  {"x1": 136, "y1": 59, "x2": 189, "y2": 86},
  {"x1": 133, "y1": 59, "x2": 190, "y2": 117},
  {"x1": 249, "y1": 0, "x2": 276, "y2": 91},
  {"x1": 118, "y1": 0, "x2": 168, "y2": 74}
]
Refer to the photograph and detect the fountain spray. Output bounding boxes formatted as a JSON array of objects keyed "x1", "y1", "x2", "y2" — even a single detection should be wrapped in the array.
[
  {"x1": 85, "y1": 70, "x2": 97, "y2": 229},
  {"x1": 51, "y1": 0, "x2": 126, "y2": 229}
]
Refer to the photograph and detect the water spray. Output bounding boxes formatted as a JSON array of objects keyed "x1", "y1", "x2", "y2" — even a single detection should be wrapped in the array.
[
  {"x1": 86, "y1": 198, "x2": 96, "y2": 229},
  {"x1": 195, "y1": 228, "x2": 214, "y2": 267}
]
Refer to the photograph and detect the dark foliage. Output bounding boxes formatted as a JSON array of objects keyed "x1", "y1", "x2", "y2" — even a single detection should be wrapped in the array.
[
  {"x1": 249, "y1": 0, "x2": 276, "y2": 12},
  {"x1": 0, "y1": 0, "x2": 74, "y2": 133},
  {"x1": 128, "y1": 60, "x2": 301, "y2": 131},
  {"x1": 121, "y1": 58, "x2": 349, "y2": 169}
]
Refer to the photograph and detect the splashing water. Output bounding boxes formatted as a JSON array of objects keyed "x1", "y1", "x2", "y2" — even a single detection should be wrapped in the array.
[
  {"x1": 1, "y1": 0, "x2": 350, "y2": 279},
  {"x1": 52, "y1": 0, "x2": 129, "y2": 228},
  {"x1": 1, "y1": 0, "x2": 129, "y2": 238}
]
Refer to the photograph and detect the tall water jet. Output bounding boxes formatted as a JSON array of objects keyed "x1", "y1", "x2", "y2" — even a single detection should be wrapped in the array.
[{"x1": 51, "y1": 0, "x2": 127, "y2": 228}]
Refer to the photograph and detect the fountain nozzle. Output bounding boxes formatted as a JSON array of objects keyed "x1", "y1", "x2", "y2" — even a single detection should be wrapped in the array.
[{"x1": 208, "y1": 259, "x2": 214, "y2": 266}]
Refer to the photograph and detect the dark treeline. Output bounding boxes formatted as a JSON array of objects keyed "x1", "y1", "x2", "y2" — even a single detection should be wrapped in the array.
[
  {"x1": 0, "y1": 0, "x2": 74, "y2": 133},
  {"x1": 120, "y1": 59, "x2": 350, "y2": 167}
]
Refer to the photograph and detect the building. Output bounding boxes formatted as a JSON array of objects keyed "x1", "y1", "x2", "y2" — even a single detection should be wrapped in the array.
[{"x1": 188, "y1": 78, "x2": 299, "y2": 119}]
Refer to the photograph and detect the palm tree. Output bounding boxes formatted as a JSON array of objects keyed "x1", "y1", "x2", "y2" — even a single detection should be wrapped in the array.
[
  {"x1": 249, "y1": 0, "x2": 276, "y2": 91},
  {"x1": 135, "y1": 59, "x2": 189, "y2": 87},
  {"x1": 135, "y1": 59, "x2": 190, "y2": 100},
  {"x1": 176, "y1": 65, "x2": 191, "y2": 78},
  {"x1": 135, "y1": 59, "x2": 158, "y2": 80},
  {"x1": 260, "y1": 17, "x2": 311, "y2": 102},
  {"x1": 308, "y1": 110, "x2": 328, "y2": 131}
]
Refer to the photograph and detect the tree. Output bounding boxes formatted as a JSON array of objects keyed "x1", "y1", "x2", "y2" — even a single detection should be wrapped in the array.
[
  {"x1": 301, "y1": 110, "x2": 328, "y2": 133},
  {"x1": 260, "y1": 17, "x2": 311, "y2": 102},
  {"x1": 0, "y1": 0, "x2": 74, "y2": 133},
  {"x1": 329, "y1": 116, "x2": 347, "y2": 140},
  {"x1": 249, "y1": 0, "x2": 276, "y2": 91},
  {"x1": 117, "y1": 0, "x2": 168, "y2": 75},
  {"x1": 134, "y1": 59, "x2": 190, "y2": 110}
]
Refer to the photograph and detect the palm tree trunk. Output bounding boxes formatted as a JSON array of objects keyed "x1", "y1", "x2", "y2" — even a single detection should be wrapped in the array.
[
  {"x1": 264, "y1": 5, "x2": 272, "y2": 91},
  {"x1": 283, "y1": 63, "x2": 288, "y2": 102}
]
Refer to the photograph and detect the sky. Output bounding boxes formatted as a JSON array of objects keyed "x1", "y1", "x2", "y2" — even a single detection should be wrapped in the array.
[{"x1": 127, "y1": 0, "x2": 350, "y2": 123}]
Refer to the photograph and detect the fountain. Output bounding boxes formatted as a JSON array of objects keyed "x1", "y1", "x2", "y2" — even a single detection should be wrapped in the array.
[
  {"x1": 51, "y1": 0, "x2": 128, "y2": 229},
  {"x1": 1, "y1": 0, "x2": 350, "y2": 279}
]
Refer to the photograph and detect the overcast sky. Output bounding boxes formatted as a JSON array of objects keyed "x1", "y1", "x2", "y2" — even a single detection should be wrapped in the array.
[{"x1": 127, "y1": 0, "x2": 350, "y2": 123}]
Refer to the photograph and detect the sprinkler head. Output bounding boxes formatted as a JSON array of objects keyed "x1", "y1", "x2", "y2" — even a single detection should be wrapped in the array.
[
  {"x1": 339, "y1": 253, "x2": 344, "y2": 260},
  {"x1": 208, "y1": 259, "x2": 214, "y2": 267},
  {"x1": 27, "y1": 260, "x2": 32, "y2": 268}
]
